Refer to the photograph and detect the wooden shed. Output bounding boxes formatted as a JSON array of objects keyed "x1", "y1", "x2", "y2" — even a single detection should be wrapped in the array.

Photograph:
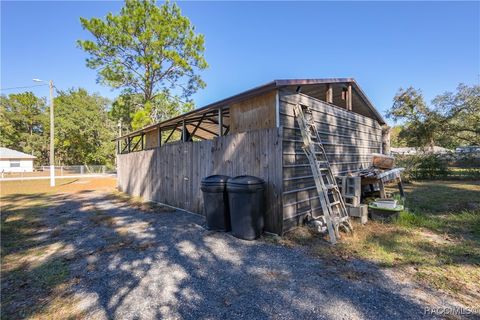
[{"x1": 115, "y1": 78, "x2": 386, "y2": 235}]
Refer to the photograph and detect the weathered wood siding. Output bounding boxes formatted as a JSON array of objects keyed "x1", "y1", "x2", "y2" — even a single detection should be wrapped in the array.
[
  {"x1": 145, "y1": 128, "x2": 159, "y2": 149},
  {"x1": 117, "y1": 127, "x2": 284, "y2": 234},
  {"x1": 229, "y1": 90, "x2": 277, "y2": 134},
  {"x1": 279, "y1": 91, "x2": 382, "y2": 232}
]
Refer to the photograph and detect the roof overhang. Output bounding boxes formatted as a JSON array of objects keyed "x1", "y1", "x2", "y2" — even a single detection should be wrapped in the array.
[{"x1": 115, "y1": 78, "x2": 385, "y2": 141}]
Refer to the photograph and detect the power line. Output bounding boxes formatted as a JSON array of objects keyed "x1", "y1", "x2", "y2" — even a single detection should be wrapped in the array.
[{"x1": 0, "y1": 84, "x2": 49, "y2": 92}]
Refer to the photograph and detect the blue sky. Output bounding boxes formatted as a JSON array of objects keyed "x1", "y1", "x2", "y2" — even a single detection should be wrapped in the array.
[{"x1": 1, "y1": 1, "x2": 479, "y2": 123}]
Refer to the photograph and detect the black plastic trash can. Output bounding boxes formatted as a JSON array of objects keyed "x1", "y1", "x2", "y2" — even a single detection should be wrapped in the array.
[
  {"x1": 227, "y1": 175, "x2": 265, "y2": 240},
  {"x1": 201, "y1": 175, "x2": 231, "y2": 231}
]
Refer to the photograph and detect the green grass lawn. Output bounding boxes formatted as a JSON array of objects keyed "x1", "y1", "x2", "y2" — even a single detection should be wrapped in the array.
[
  {"x1": 1, "y1": 177, "x2": 117, "y2": 319},
  {"x1": 279, "y1": 180, "x2": 480, "y2": 308},
  {"x1": 2, "y1": 178, "x2": 479, "y2": 314}
]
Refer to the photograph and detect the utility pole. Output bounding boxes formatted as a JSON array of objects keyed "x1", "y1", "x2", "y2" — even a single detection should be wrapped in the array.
[
  {"x1": 117, "y1": 120, "x2": 122, "y2": 156},
  {"x1": 33, "y1": 78, "x2": 55, "y2": 187},
  {"x1": 49, "y1": 80, "x2": 55, "y2": 187}
]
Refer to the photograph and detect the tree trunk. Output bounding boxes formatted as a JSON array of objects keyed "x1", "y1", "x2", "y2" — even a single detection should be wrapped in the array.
[{"x1": 382, "y1": 125, "x2": 391, "y2": 155}]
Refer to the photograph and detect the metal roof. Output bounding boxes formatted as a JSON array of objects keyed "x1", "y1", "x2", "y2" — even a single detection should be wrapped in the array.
[
  {"x1": 0, "y1": 147, "x2": 36, "y2": 159},
  {"x1": 115, "y1": 78, "x2": 386, "y2": 141}
]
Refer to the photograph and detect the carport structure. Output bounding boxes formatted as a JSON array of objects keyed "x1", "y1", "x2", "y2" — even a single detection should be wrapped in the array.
[{"x1": 115, "y1": 78, "x2": 387, "y2": 235}]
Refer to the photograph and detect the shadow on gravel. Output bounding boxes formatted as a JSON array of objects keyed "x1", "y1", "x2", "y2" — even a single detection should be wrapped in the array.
[{"x1": 1, "y1": 191, "x2": 439, "y2": 319}]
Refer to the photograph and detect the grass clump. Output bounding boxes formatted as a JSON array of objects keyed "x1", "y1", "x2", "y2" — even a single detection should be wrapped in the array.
[{"x1": 280, "y1": 180, "x2": 480, "y2": 308}]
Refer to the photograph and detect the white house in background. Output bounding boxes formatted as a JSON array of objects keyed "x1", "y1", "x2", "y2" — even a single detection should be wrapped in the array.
[
  {"x1": 0, "y1": 147, "x2": 36, "y2": 173},
  {"x1": 391, "y1": 146, "x2": 452, "y2": 155}
]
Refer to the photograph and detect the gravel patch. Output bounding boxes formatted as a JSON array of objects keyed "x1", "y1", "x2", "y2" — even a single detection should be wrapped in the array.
[{"x1": 39, "y1": 191, "x2": 472, "y2": 319}]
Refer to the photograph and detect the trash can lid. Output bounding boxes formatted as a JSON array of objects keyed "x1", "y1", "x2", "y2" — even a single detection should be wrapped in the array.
[
  {"x1": 201, "y1": 175, "x2": 231, "y2": 185},
  {"x1": 227, "y1": 175, "x2": 265, "y2": 186}
]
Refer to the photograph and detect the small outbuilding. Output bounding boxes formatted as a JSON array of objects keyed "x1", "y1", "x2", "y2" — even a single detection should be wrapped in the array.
[
  {"x1": 115, "y1": 78, "x2": 388, "y2": 235},
  {"x1": 0, "y1": 147, "x2": 36, "y2": 173}
]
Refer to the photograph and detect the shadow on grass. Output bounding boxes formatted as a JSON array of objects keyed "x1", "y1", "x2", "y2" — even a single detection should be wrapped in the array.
[{"x1": 0, "y1": 190, "x2": 469, "y2": 319}]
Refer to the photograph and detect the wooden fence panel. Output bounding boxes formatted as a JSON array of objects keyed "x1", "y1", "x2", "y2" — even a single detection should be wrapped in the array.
[{"x1": 117, "y1": 127, "x2": 283, "y2": 234}]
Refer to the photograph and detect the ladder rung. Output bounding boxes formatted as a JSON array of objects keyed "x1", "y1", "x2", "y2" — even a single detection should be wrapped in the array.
[
  {"x1": 293, "y1": 103, "x2": 351, "y2": 242},
  {"x1": 333, "y1": 216, "x2": 350, "y2": 223}
]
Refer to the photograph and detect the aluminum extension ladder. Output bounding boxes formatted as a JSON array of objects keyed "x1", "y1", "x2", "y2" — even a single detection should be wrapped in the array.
[{"x1": 293, "y1": 103, "x2": 353, "y2": 244}]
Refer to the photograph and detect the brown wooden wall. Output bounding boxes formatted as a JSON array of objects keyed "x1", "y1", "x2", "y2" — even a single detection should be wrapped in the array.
[
  {"x1": 117, "y1": 90, "x2": 383, "y2": 235},
  {"x1": 278, "y1": 91, "x2": 382, "y2": 232},
  {"x1": 117, "y1": 127, "x2": 284, "y2": 234},
  {"x1": 229, "y1": 90, "x2": 277, "y2": 134},
  {"x1": 145, "y1": 129, "x2": 159, "y2": 149}
]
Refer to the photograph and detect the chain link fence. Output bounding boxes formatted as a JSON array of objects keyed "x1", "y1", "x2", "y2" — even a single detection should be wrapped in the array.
[{"x1": 1, "y1": 165, "x2": 116, "y2": 179}]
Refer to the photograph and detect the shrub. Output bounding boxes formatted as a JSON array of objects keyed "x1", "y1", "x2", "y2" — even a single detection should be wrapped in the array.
[{"x1": 395, "y1": 154, "x2": 449, "y2": 181}]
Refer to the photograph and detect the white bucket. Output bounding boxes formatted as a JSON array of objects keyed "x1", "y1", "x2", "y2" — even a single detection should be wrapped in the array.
[{"x1": 374, "y1": 199, "x2": 398, "y2": 209}]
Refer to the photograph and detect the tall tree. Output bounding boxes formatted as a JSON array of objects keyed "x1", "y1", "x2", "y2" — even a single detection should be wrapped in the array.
[
  {"x1": 78, "y1": 0, "x2": 207, "y2": 128},
  {"x1": 109, "y1": 92, "x2": 193, "y2": 132},
  {"x1": 53, "y1": 89, "x2": 115, "y2": 165},
  {"x1": 389, "y1": 126, "x2": 407, "y2": 148},
  {"x1": 387, "y1": 87, "x2": 441, "y2": 149},
  {"x1": 109, "y1": 93, "x2": 143, "y2": 133},
  {"x1": 432, "y1": 84, "x2": 480, "y2": 147},
  {"x1": 387, "y1": 84, "x2": 480, "y2": 149},
  {"x1": 0, "y1": 92, "x2": 48, "y2": 163}
]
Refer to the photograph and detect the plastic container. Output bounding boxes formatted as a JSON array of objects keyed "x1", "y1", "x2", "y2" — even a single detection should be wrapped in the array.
[
  {"x1": 369, "y1": 203, "x2": 404, "y2": 221},
  {"x1": 201, "y1": 175, "x2": 231, "y2": 231},
  {"x1": 374, "y1": 198, "x2": 398, "y2": 209},
  {"x1": 226, "y1": 175, "x2": 265, "y2": 240}
]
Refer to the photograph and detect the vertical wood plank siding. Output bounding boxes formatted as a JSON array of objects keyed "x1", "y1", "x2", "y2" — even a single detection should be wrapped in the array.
[
  {"x1": 279, "y1": 91, "x2": 382, "y2": 232},
  {"x1": 117, "y1": 127, "x2": 283, "y2": 234},
  {"x1": 229, "y1": 91, "x2": 277, "y2": 134}
]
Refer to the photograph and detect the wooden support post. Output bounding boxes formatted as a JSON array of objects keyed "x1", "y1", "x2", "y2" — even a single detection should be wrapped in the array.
[
  {"x1": 164, "y1": 125, "x2": 177, "y2": 144},
  {"x1": 190, "y1": 114, "x2": 206, "y2": 139},
  {"x1": 121, "y1": 139, "x2": 128, "y2": 153},
  {"x1": 275, "y1": 91, "x2": 280, "y2": 127},
  {"x1": 218, "y1": 108, "x2": 223, "y2": 136},
  {"x1": 382, "y1": 125, "x2": 391, "y2": 155},
  {"x1": 378, "y1": 179, "x2": 386, "y2": 198},
  {"x1": 326, "y1": 84, "x2": 333, "y2": 103},
  {"x1": 346, "y1": 84, "x2": 352, "y2": 111},
  {"x1": 182, "y1": 119, "x2": 186, "y2": 142},
  {"x1": 141, "y1": 133, "x2": 144, "y2": 150},
  {"x1": 158, "y1": 127, "x2": 162, "y2": 147},
  {"x1": 127, "y1": 137, "x2": 131, "y2": 153},
  {"x1": 397, "y1": 176, "x2": 405, "y2": 199},
  {"x1": 116, "y1": 140, "x2": 120, "y2": 154}
]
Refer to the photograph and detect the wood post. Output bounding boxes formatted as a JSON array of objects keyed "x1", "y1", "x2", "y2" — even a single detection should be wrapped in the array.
[
  {"x1": 397, "y1": 176, "x2": 405, "y2": 198},
  {"x1": 326, "y1": 84, "x2": 333, "y2": 103},
  {"x1": 141, "y1": 133, "x2": 144, "y2": 150},
  {"x1": 127, "y1": 137, "x2": 131, "y2": 153},
  {"x1": 218, "y1": 108, "x2": 223, "y2": 136},
  {"x1": 381, "y1": 125, "x2": 391, "y2": 155},
  {"x1": 182, "y1": 119, "x2": 186, "y2": 142},
  {"x1": 346, "y1": 84, "x2": 352, "y2": 111},
  {"x1": 165, "y1": 125, "x2": 177, "y2": 144},
  {"x1": 158, "y1": 127, "x2": 162, "y2": 147},
  {"x1": 191, "y1": 114, "x2": 206, "y2": 139},
  {"x1": 378, "y1": 179, "x2": 386, "y2": 198}
]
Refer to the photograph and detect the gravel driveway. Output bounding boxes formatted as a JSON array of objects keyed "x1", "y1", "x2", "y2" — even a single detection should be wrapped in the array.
[{"x1": 38, "y1": 191, "x2": 468, "y2": 320}]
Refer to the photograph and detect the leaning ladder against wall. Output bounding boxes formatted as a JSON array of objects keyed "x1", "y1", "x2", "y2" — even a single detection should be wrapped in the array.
[{"x1": 293, "y1": 103, "x2": 353, "y2": 244}]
